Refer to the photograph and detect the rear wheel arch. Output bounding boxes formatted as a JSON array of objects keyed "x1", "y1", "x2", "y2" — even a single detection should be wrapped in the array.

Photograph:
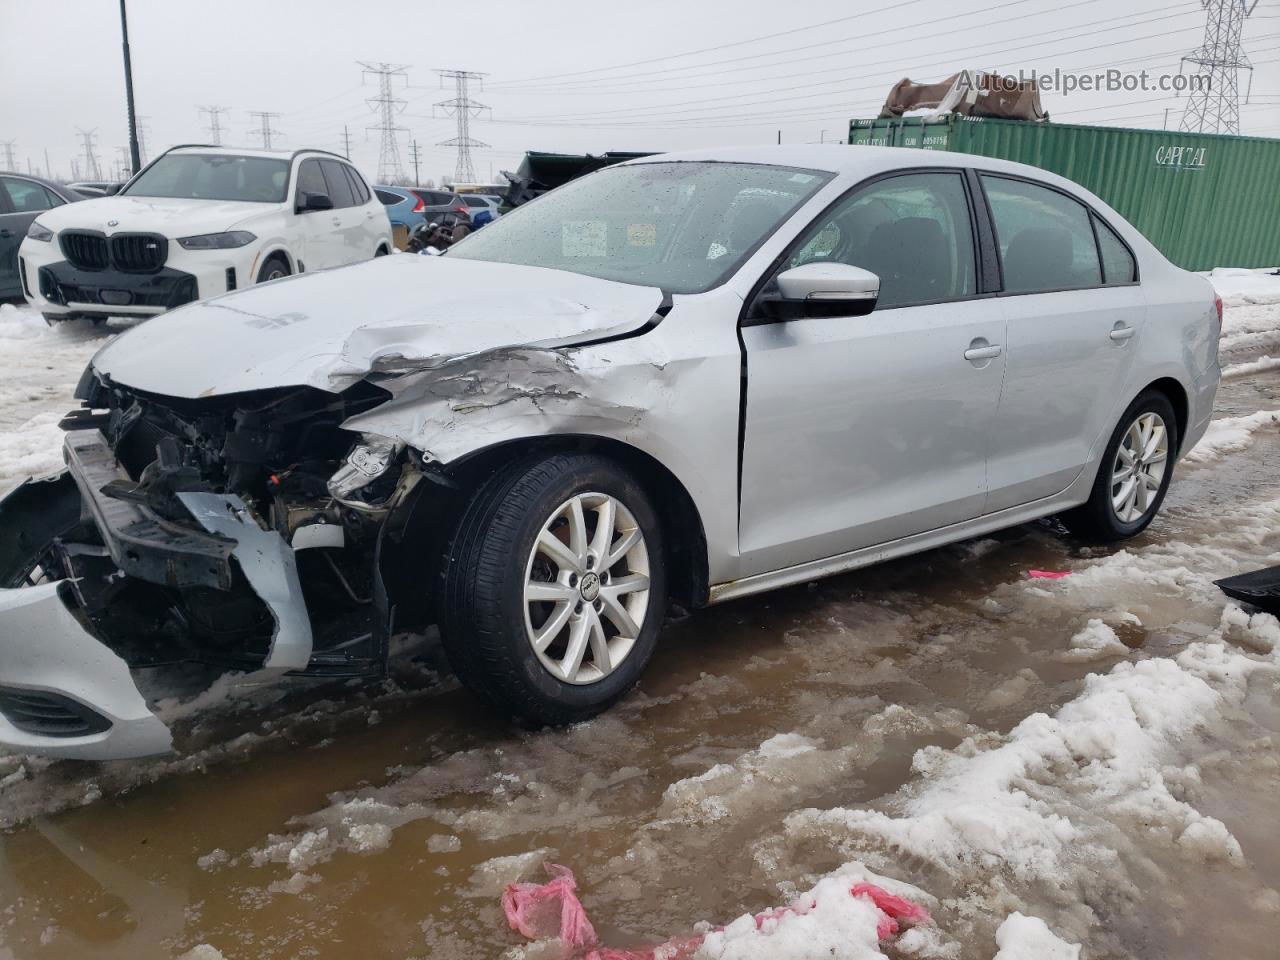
[{"x1": 1141, "y1": 376, "x2": 1189, "y2": 453}]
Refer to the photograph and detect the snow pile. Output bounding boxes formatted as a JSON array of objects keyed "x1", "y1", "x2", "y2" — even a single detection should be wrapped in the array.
[
  {"x1": 696, "y1": 871, "x2": 932, "y2": 960},
  {"x1": 991, "y1": 913, "x2": 1080, "y2": 960},
  {"x1": 1207, "y1": 267, "x2": 1280, "y2": 307},
  {"x1": 780, "y1": 624, "x2": 1278, "y2": 945},
  {"x1": 1185, "y1": 409, "x2": 1280, "y2": 464},
  {"x1": 1058, "y1": 618, "x2": 1130, "y2": 662},
  {"x1": 0, "y1": 302, "x2": 50, "y2": 341},
  {"x1": 1222, "y1": 355, "x2": 1280, "y2": 380}
]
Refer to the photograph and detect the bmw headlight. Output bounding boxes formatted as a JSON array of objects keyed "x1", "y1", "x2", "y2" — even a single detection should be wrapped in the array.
[
  {"x1": 177, "y1": 231, "x2": 257, "y2": 250},
  {"x1": 27, "y1": 221, "x2": 54, "y2": 242}
]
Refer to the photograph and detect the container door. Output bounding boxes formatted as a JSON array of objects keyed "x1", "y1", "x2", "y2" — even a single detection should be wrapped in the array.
[
  {"x1": 738, "y1": 170, "x2": 1004, "y2": 575},
  {"x1": 980, "y1": 175, "x2": 1145, "y2": 513}
]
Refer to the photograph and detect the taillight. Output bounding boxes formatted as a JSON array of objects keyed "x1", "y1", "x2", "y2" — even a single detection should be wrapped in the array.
[
  {"x1": 411, "y1": 197, "x2": 424, "y2": 213},
  {"x1": 455, "y1": 205, "x2": 468, "y2": 214},
  {"x1": 1214, "y1": 293, "x2": 1223, "y2": 324}
]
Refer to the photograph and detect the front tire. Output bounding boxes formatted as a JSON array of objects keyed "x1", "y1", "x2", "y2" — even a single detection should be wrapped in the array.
[
  {"x1": 255, "y1": 254, "x2": 291, "y2": 284},
  {"x1": 1063, "y1": 389, "x2": 1177, "y2": 542},
  {"x1": 441, "y1": 453, "x2": 666, "y2": 726}
]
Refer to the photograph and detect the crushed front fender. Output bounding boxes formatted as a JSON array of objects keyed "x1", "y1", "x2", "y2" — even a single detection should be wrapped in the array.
[{"x1": 0, "y1": 582, "x2": 173, "y2": 760}]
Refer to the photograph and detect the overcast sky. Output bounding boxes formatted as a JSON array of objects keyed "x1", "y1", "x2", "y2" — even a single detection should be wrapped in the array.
[{"x1": 2, "y1": 0, "x2": 1277, "y2": 185}]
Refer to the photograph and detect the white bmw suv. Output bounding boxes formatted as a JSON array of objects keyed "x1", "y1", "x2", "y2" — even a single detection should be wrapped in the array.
[{"x1": 18, "y1": 146, "x2": 393, "y2": 323}]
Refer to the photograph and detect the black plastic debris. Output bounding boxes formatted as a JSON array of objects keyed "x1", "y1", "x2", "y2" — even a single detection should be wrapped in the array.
[{"x1": 1215, "y1": 565, "x2": 1280, "y2": 615}]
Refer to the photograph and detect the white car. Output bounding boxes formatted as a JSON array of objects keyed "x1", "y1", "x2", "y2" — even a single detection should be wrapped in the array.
[{"x1": 19, "y1": 145, "x2": 393, "y2": 323}]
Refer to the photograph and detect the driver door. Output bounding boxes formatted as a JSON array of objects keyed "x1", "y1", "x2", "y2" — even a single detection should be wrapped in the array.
[{"x1": 737, "y1": 170, "x2": 1006, "y2": 575}]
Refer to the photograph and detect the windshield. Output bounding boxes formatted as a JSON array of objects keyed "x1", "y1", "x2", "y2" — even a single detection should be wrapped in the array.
[
  {"x1": 447, "y1": 161, "x2": 832, "y2": 293},
  {"x1": 123, "y1": 154, "x2": 290, "y2": 203}
]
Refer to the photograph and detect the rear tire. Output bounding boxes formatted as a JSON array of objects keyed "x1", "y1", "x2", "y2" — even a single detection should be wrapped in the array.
[
  {"x1": 255, "y1": 254, "x2": 291, "y2": 284},
  {"x1": 441, "y1": 453, "x2": 666, "y2": 726},
  {"x1": 1062, "y1": 389, "x2": 1177, "y2": 543}
]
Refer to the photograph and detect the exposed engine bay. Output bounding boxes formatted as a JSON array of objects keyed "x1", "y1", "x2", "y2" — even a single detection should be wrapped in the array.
[{"x1": 48, "y1": 371, "x2": 431, "y2": 679}]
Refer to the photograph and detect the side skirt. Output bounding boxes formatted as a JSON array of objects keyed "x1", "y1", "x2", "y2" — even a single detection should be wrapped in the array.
[{"x1": 708, "y1": 481, "x2": 1095, "y2": 605}]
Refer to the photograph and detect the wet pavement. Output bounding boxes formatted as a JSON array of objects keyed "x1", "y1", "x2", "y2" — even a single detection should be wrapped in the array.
[{"x1": 1, "y1": 296, "x2": 1279, "y2": 959}]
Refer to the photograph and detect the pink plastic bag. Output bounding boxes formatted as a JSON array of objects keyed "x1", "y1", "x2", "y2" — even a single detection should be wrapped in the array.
[
  {"x1": 1028, "y1": 569, "x2": 1071, "y2": 580},
  {"x1": 502, "y1": 864, "x2": 929, "y2": 956},
  {"x1": 850, "y1": 882, "x2": 932, "y2": 938},
  {"x1": 502, "y1": 863, "x2": 598, "y2": 949}
]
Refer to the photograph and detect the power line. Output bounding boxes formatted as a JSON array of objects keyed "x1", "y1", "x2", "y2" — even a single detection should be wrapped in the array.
[
  {"x1": 360, "y1": 61, "x2": 410, "y2": 184},
  {"x1": 505, "y1": 7, "x2": 1200, "y2": 125},
  {"x1": 497, "y1": 0, "x2": 1199, "y2": 99},
  {"x1": 434, "y1": 69, "x2": 490, "y2": 184},
  {"x1": 495, "y1": 23, "x2": 1216, "y2": 129},
  {"x1": 198, "y1": 105, "x2": 229, "y2": 145},
  {"x1": 1180, "y1": 0, "x2": 1263, "y2": 133},
  {"x1": 248, "y1": 111, "x2": 283, "y2": 150},
  {"x1": 75, "y1": 128, "x2": 103, "y2": 179},
  {"x1": 488, "y1": 0, "x2": 934, "y2": 86}
]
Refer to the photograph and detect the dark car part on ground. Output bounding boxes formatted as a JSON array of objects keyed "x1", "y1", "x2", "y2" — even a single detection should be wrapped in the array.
[
  {"x1": 1216, "y1": 565, "x2": 1280, "y2": 615},
  {"x1": 406, "y1": 213, "x2": 471, "y2": 253}
]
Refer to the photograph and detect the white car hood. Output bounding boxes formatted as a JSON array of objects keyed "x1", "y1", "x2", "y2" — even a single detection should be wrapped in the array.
[
  {"x1": 36, "y1": 195, "x2": 271, "y2": 235},
  {"x1": 91, "y1": 254, "x2": 665, "y2": 398}
]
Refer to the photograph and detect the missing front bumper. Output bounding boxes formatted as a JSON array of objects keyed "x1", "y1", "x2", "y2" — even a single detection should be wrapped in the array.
[{"x1": 0, "y1": 582, "x2": 173, "y2": 760}]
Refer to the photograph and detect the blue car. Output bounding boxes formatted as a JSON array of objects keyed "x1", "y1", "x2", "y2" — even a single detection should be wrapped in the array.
[{"x1": 374, "y1": 186, "x2": 429, "y2": 230}]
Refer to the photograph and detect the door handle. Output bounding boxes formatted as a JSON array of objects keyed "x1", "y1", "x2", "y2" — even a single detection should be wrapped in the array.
[
  {"x1": 1109, "y1": 325, "x2": 1136, "y2": 341},
  {"x1": 0, "y1": 229, "x2": 11, "y2": 239},
  {"x1": 964, "y1": 342, "x2": 1003, "y2": 361}
]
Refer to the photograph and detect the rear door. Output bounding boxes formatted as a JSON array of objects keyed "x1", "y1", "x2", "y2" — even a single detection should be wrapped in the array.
[
  {"x1": 318, "y1": 159, "x2": 365, "y2": 265},
  {"x1": 979, "y1": 174, "x2": 1145, "y2": 513},
  {"x1": 738, "y1": 169, "x2": 1007, "y2": 574}
]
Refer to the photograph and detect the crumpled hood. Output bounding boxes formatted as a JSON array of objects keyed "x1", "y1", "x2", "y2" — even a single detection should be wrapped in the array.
[
  {"x1": 36, "y1": 195, "x2": 272, "y2": 235},
  {"x1": 90, "y1": 254, "x2": 664, "y2": 398}
]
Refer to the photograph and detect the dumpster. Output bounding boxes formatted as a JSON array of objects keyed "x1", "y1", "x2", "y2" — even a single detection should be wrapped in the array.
[{"x1": 848, "y1": 115, "x2": 1280, "y2": 271}]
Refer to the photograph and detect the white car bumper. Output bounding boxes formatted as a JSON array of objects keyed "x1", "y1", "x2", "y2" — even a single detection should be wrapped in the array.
[
  {"x1": 0, "y1": 582, "x2": 172, "y2": 760},
  {"x1": 18, "y1": 236, "x2": 264, "y2": 321}
]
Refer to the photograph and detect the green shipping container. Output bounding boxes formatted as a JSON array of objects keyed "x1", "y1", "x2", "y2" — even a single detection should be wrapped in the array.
[{"x1": 848, "y1": 115, "x2": 1280, "y2": 272}]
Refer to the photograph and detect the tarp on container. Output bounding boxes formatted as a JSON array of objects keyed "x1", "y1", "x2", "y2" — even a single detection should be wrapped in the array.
[{"x1": 880, "y1": 70, "x2": 1048, "y2": 122}]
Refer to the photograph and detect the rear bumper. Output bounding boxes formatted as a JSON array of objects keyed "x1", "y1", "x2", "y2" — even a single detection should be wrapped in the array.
[{"x1": 0, "y1": 582, "x2": 172, "y2": 760}]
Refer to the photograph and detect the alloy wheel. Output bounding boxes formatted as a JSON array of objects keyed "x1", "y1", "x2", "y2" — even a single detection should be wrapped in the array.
[
  {"x1": 522, "y1": 491, "x2": 651, "y2": 685},
  {"x1": 1111, "y1": 411, "x2": 1169, "y2": 524}
]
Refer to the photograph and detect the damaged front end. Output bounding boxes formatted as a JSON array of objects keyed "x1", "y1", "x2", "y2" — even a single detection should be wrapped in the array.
[{"x1": 0, "y1": 372, "x2": 425, "y2": 760}]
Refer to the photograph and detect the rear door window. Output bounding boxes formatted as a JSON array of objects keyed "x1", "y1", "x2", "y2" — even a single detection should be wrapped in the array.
[
  {"x1": 981, "y1": 175, "x2": 1103, "y2": 293},
  {"x1": 343, "y1": 164, "x2": 371, "y2": 204},
  {"x1": 786, "y1": 171, "x2": 977, "y2": 309},
  {"x1": 1094, "y1": 215, "x2": 1137, "y2": 284},
  {"x1": 320, "y1": 160, "x2": 356, "y2": 208}
]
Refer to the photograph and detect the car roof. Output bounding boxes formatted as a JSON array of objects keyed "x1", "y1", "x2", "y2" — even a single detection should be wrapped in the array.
[
  {"x1": 4, "y1": 171, "x2": 83, "y2": 194},
  {"x1": 167, "y1": 145, "x2": 353, "y2": 163},
  {"x1": 625, "y1": 144, "x2": 1092, "y2": 193}
]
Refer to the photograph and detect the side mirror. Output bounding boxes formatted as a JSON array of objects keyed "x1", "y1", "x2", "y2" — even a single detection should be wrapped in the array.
[
  {"x1": 103, "y1": 183, "x2": 123, "y2": 196},
  {"x1": 769, "y1": 263, "x2": 880, "y2": 319},
  {"x1": 297, "y1": 191, "x2": 333, "y2": 213}
]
